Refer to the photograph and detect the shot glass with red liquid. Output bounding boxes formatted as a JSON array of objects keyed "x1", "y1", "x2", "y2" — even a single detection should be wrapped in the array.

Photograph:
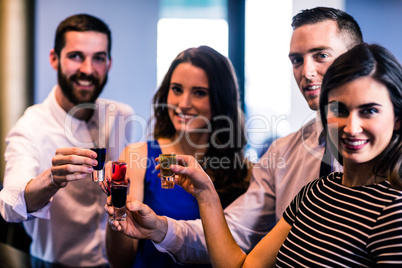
[
  {"x1": 111, "y1": 161, "x2": 128, "y2": 221},
  {"x1": 90, "y1": 147, "x2": 106, "y2": 182}
]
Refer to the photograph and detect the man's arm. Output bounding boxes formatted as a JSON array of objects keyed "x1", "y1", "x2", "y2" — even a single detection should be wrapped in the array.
[
  {"x1": 24, "y1": 147, "x2": 98, "y2": 212},
  {"x1": 153, "y1": 217, "x2": 209, "y2": 263},
  {"x1": 1, "y1": 140, "x2": 98, "y2": 221},
  {"x1": 153, "y1": 149, "x2": 277, "y2": 263},
  {"x1": 1, "y1": 129, "x2": 50, "y2": 222},
  {"x1": 224, "y1": 161, "x2": 277, "y2": 253}
]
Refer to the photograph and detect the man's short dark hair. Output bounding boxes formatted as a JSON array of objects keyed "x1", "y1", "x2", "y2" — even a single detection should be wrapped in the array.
[
  {"x1": 54, "y1": 14, "x2": 112, "y2": 58},
  {"x1": 292, "y1": 7, "x2": 363, "y2": 49}
]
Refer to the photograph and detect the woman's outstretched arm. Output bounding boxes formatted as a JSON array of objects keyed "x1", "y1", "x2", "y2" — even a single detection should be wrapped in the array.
[{"x1": 171, "y1": 155, "x2": 291, "y2": 268}]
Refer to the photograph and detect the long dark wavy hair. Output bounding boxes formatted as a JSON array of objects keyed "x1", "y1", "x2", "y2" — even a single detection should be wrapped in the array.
[
  {"x1": 320, "y1": 43, "x2": 402, "y2": 189},
  {"x1": 152, "y1": 46, "x2": 249, "y2": 207}
]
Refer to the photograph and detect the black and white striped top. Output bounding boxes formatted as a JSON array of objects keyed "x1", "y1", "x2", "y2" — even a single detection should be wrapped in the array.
[{"x1": 276, "y1": 172, "x2": 402, "y2": 267}]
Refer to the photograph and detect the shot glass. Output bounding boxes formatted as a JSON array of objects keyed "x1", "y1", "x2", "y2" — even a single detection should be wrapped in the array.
[
  {"x1": 159, "y1": 154, "x2": 176, "y2": 189},
  {"x1": 111, "y1": 183, "x2": 127, "y2": 221},
  {"x1": 111, "y1": 161, "x2": 127, "y2": 221},
  {"x1": 90, "y1": 147, "x2": 106, "y2": 182}
]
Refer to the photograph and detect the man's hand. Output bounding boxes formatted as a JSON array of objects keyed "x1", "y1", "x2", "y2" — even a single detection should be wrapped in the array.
[
  {"x1": 25, "y1": 147, "x2": 98, "y2": 212},
  {"x1": 105, "y1": 195, "x2": 168, "y2": 243},
  {"x1": 51, "y1": 147, "x2": 98, "y2": 187}
]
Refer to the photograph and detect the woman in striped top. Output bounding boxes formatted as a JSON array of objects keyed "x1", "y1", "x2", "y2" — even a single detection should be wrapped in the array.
[{"x1": 169, "y1": 43, "x2": 402, "y2": 267}]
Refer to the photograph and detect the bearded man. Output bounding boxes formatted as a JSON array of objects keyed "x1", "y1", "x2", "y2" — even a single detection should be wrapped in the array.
[{"x1": 0, "y1": 14, "x2": 134, "y2": 267}]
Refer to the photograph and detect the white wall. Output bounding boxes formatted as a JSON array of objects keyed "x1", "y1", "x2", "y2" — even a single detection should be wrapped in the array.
[{"x1": 346, "y1": 0, "x2": 402, "y2": 62}]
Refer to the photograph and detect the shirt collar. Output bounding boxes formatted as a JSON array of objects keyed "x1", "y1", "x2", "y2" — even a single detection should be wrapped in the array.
[{"x1": 47, "y1": 86, "x2": 100, "y2": 135}]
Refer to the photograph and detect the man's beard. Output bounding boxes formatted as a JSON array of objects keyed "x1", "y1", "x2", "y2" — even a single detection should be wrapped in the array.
[{"x1": 57, "y1": 64, "x2": 107, "y2": 105}]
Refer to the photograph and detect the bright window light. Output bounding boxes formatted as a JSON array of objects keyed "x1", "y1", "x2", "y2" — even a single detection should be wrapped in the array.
[
  {"x1": 244, "y1": 0, "x2": 293, "y2": 158},
  {"x1": 157, "y1": 18, "x2": 228, "y2": 86}
]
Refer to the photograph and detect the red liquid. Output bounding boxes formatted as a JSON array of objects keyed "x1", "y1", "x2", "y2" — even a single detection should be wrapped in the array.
[{"x1": 112, "y1": 162, "x2": 127, "y2": 182}]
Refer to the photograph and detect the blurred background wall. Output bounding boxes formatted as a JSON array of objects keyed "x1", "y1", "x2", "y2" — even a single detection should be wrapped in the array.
[
  {"x1": 1, "y1": 0, "x2": 401, "y2": 182},
  {"x1": 0, "y1": 0, "x2": 34, "y2": 186}
]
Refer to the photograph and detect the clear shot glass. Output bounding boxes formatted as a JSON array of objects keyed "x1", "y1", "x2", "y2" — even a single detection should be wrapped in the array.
[
  {"x1": 90, "y1": 147, "x2": 106, "y2": 182},
  {"x1": 159, "y1": 154, "x2": 176, "y2": 189},
  {"x1": 111, "y1": 161, "x2": 127, "y2": 221},
  {"x1": 111, "y1": 183, "x2": 127, "y2": 221}
]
